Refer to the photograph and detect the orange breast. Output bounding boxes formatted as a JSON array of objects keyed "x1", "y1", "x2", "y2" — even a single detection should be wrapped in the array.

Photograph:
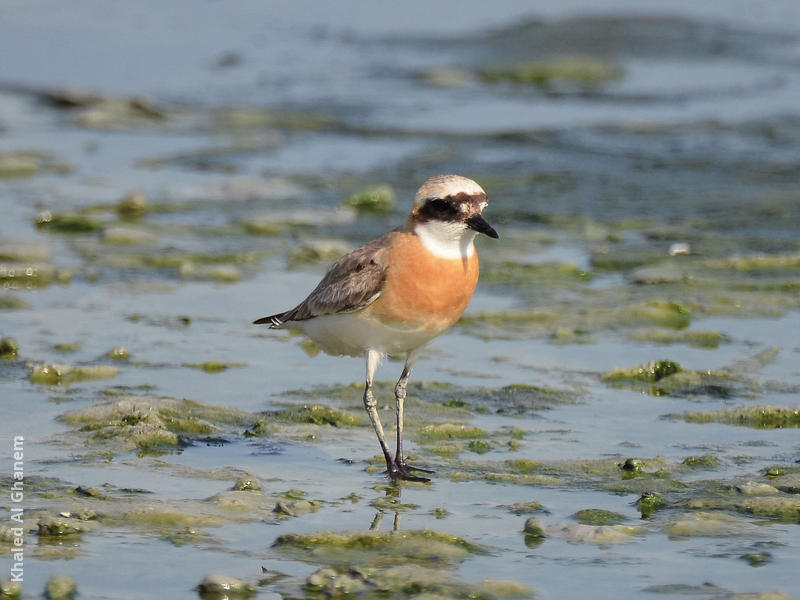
[{"x1": 368, "y1": 231, "x2": 479, "y2": 332}]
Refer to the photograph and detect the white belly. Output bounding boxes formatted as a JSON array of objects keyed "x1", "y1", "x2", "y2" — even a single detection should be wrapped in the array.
[{"x1": 294, "y1": 311, "x2": 440, "y2": 357}]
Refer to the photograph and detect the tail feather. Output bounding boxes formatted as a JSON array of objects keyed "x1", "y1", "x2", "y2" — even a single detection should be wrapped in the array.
[{"x1": 253, "y1": 311, "x2": 291, "y2": 329}]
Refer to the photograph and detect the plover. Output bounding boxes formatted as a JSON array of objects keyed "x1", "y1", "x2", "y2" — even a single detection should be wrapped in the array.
[{"x1": 255, "y1": 174, "x2": 498, "y2": 481}]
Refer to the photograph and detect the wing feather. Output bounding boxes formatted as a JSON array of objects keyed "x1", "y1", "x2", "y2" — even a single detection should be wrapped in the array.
[{"x1": 254, "y1": 233, "x2": 391, "y2": 328}]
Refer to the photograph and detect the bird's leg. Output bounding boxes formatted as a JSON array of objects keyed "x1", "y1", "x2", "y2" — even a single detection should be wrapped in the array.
[
  {"x1": 363, "y1": 349, "x2": 394, "y2": 473},
  {"x1": 369, "y1": 512, "x2": 383, "y2": 531},
  {"x1": 393, "y1": 349, "x2": 433, "y2": 481}
]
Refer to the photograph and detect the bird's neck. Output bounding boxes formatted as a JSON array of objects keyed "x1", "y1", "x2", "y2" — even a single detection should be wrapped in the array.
[{"x1": 412, "y1": 220, "x2": 476, "y2": 260}]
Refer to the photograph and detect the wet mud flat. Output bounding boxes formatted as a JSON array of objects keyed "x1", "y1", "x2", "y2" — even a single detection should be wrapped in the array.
[{"x1": 2, "y1": 3, "x2": 800, "y2": 599}]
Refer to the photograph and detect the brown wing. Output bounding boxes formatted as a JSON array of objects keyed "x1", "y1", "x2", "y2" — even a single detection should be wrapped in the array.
[{"x1": 254, "y1": 233, "x2": 391, "y2": 328}]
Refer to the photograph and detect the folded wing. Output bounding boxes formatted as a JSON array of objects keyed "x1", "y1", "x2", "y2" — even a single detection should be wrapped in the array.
[{"x1": 254, "y1": 234, "x2": 391, "y2": 328}]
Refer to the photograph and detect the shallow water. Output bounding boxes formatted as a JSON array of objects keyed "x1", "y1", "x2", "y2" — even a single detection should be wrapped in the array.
[{"x1": 2, "y1": 2, "x2": 800, "y2": 599}]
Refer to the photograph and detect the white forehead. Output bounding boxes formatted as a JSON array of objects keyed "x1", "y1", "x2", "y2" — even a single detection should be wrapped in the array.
[{"x1": 413, "y1": 174, "x2": 486, "y2": 209}]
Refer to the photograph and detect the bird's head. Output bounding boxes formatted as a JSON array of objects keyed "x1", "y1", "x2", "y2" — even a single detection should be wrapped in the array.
[{"x1": 409, "y1": 174, "x2": 498, "y2": 259}]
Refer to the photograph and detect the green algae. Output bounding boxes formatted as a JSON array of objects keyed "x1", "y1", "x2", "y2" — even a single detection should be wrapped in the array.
[
  {"x1": 196, "y1": 575, "x2": 256, "y2": 600},
  {"x1": 446, "y1": 461, "x2": 562, "y2": 486},
  {"x1": 35, "y1": 211, "x2": 104, "y2": 233},
  {"x1": 209, "y1": 105, "x2": 332, "y2": 132},
  {"x1": 664, "y1": 511, "x2": 763, "y2": 538},
  {"x1": 284, "y1": 379, "x2": 574, "y2": 421},
  {"x1": 0, "y1": 578, "x2": 21, "y2": 599},
  {"x1": 274, "y1": 499, "x2": 321, "y2": 517},
  {"x1": 523, "y1": 516, "x2": 546, "y2": 538},
  {"x1": 163, "y1": 526, "x2": 216, "y2": 547},
  {"x1": 0, "y1": 242, "x2": 52, "y2": 262},
  {"x1": 37, "y1": 516, "x2": 88, "y2": 538},
  {"x1": 423, "y1": 445, "x2": 462, "y2": 458},
  {"x1": 482, "y1": 260, "x2": 592, "y2": 287},
  {"x1": 574, "y1": 509, "x2": 626, "y2": 526},
  {"x1": 0, "y1": 151, "x2": 40, "y2": 177},
  {"x1": 673, "y1": 406, "x2": 800, "y2": 429},
  {"x1": 71, "y1": 95, "x2": 167, "y2": 130},
  {"x1": 59, "y1": 396, "x2": 253, "y2": 454},
  {"x1": 741, "y1": 552, "x2": 772, "y2": 567},
  {"x1": 508, "y1": 459, "x2": 541, "y2": 474},
  {"x1": 702, "y1": 252, "x2": 800, "y2": 272},
  {"x1": 232, "y1": 476, "x2": 261, "y2": 492},
  {"x1": 504, "y1": 501, "x2": 544, "y2": 515},
  {"x1": 628, "y1": 328, "x2": 731, "y2": 348},
  {"x1": 111, "y1": 506, "x2": 225, "y2": 529},
  {"x1": 74, "y1": 485, "x2": 111, "y2": 500},
  {"x1": 682, "y1": 484, "x2": 800, "y2": 522},
  {"x1": 459, "y1": 298, "x2": 697, "y2": 341},
  {"x1": 30, "y1": 364, "x2": 119, "y2": 386},
  {"x1": 53, "y1": 342, "x2": 81, "y2": 353},
  {"x1": 102, "y1": 226, "x2": 156, "y2": 245},
  {"x1": 769, "y1": 472, "x2": 800, "y2": 494},
  {"x1": 736, "y1": 482, "x2": 779, "y2": 496},
  {"x1": 619, "y1": 457, "x2": 646, "y2": 475},
  {"x1": 418, "y1": 66, "x2": 473, "y2": 88},
  {"x1": 683, "y1": 455, "x2": 721, "y2": 469},
  {"x1": 141, "y1": 251, "x2": 261, "y2": 268},
  {"x1": 242, "y1": 418, "x2": 271, "y2": 437},
  {"x1": 467, "y1": 439, "x2": 492, "y2": 454},
  {"x1": 0, "y1": 337, "x2": 18, "y2": 359},
  {"x1": 179, "y1": 262, "x2": 242, "y2": 282},
  {"x1": 369, "y1": 496, "x2": 419, "y2": 513},
  {"x1": 242, "y1": 217, "x2": 286, "y2": 236},
  {"x1": 431, "y1": 507, "x2": 449, "y2": 519},
  {"x1": 117, "y1": 191, "x2": 148, "y2": 218},
  {"x1": 206, "y1": 488, "x2": 281, "y2": 515},
  {"x1": 548, "y1": 522, "x2": 645, "y2": 544},
  {"x1": 0, "y1": 151, "x2": 72, "y2": 178},
  {"x1": 305, "y1": 568, "x2": 365, "y2": 596},
  {"x1": 44, "y1": 575, "x2": 77, "y2": 600},
  {"x1": 600, "y1": 356, "x2": 770, "y2": 397},
  {"x1": 343, "y1": 185, "x2": 396, "y2": 214},
  {"x1": 478, "y1": 57, "x2": 623, "y2": 88},
  {"x1": 476, "y1": 472, "x2": 561, "y2": 485},
  {"x1": 459, "y1": 309, "x2": 559, "y2": 332},
  {"x1": 107, "y1": 346, "x2": 130, "y2": 360},
  {"x1": 591, "y1": 247, "x2": 668, "y2": 271},
  {"x1": 603, "y1": 360, "x2": 682, "y2": 384},
  {"x1": 268, "y1": 404, "x2": 364, "y2": 427},
  {"x1": 0, "y1": 262, "x2": 56, "y2": 288},
  {"x1": 183, "y1": 361, "x2": 245, "y2": 373},
  {"x1": 764, "y1": 467, "x2": 786, "y2": 478},
  {"x1": 619, "y1": 301, "x2": 691, "y2": 329},
  {"x1": 5, "y1": 79, "x2": 800, "y2": 600},
  {"x1": 637, "y1": 492, "x2": 667, "y2": 518},
  {"x1": 273, "y1": 529, "x2": 485, "y2": 567},
  {"x1": 417, "y1": 423, "x2": 488, "y2": 442},
  {"x1": 288, "y1": 240, "x2": 351, "y2": 267},
  {"x1": 302, "y1": 564, "x2": 530, "y2": 600},
  {"x1": 0, "y1": 295, "x2": 28, "y2": 310}
]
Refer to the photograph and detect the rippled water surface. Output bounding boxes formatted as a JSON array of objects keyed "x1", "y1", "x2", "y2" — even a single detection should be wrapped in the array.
[{"x1": 1, "y1": 1, "x2": 800, "y2": 599}]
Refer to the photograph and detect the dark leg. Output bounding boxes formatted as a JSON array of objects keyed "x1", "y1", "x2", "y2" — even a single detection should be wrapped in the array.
[
  {"x1": 363, "y1": 349, "x2": 394, "y2": 472},
  {"x1": 393, "y1": 349, "x2": 432, "y2": 481}
]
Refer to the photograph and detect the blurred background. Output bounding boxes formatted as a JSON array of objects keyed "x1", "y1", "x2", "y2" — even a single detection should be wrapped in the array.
[{"x1": 1, "y1": 1, "x2": 800, "y2": 599}]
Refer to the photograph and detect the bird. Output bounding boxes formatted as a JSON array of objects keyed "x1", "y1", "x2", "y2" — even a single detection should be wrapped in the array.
[{"x1": 254, "y1": 174, "x2": 498, "y2": 482}]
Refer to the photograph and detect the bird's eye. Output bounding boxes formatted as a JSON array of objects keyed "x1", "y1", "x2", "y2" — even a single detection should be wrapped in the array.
[{"x1": 429, "y1": 199, "x2": 452, "y2": 213}]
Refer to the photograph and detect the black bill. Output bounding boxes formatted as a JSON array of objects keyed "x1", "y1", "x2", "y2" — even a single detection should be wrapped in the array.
[{"x1": 466, "y1": 214, "x2": 499, "y2": 239}]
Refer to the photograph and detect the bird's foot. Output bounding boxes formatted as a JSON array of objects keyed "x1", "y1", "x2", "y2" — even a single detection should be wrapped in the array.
[
  {"x1": 396, "y1": 459, "x2": 434, "y2": 474},
  {"x1": 384, "y1": 461, "x2": 432, "y2": 483},
  {"x1": 388, "y1": 459, "x2": 434, "y2": 482}
]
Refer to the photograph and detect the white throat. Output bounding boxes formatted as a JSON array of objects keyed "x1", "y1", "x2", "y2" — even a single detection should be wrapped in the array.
[{"x1": 414, "y1": 220, "x2": 476, "y2": 260}]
